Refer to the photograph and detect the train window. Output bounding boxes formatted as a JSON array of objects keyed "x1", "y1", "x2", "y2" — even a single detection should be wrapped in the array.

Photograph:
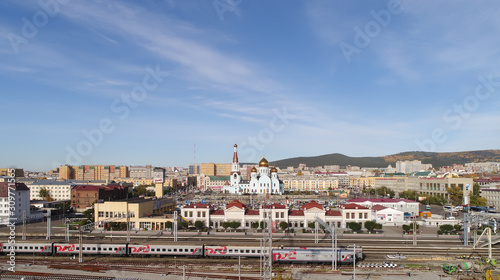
[
  {"x1": 257, "y1": 250, "x2": 261, "y2": 254},
  {"x1": 252, "y1": 250, "x2": 255, "y2": 253},
  {"x1": 173, "y1": 249, "x2": 177, "y2": 252},
  {"x1": 245, "y1": 250, "x2": 249, "y2": 253},
  {"x1": 168, "y1": 249, "x2": 171, "y2": 252},
  {"x1": 229, "y1": 249, "x2": 233, "y2": 253},
  {"x1": 30, "y1": 247, "x2": 33, "y2": 250},
  {"x1": 35, "y1": 247, "x2": 38, "y2": 250},
  {"x1": 162, "y1": 248, "x2": 166, "y2": 252},
  {"x1": 76, "y1": 247, "x2": 79, "y2": 250},
  {"x1": 235, "y1": 249, "x2": 239, "y2": 253},
  {"x1": 103, "y1": 248, "x2": 107, "y2": 251},
  {"x1": 24, "y1": 246, "x2": 28, "y2": 249}
]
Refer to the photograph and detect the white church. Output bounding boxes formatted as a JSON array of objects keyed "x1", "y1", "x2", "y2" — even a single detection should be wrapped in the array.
[{"x1": 224, "y1": 144, "x2": 284, "y2": 195}]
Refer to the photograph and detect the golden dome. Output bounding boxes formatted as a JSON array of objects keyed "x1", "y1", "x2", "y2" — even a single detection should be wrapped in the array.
[
  {"x1": 259, "y1": 157, "x2": 269, "y2": 167},
  {"x1": 251, "y1": 167, "x2": 257, "y2": 172},
  {"x1": 234, "y1": 144, "x2": 238, "y2": 148},
  {"x1": 271, "y1": 166, "x2": 277, "y2": 173}
]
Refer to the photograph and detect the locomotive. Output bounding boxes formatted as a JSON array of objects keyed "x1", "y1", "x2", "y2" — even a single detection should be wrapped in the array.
[{"x1": 0, "y1": 242, "x2": 364, "y2": 264}]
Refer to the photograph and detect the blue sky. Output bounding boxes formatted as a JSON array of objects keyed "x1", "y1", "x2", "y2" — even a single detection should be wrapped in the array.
[{"x1": 1, "y1": 0, "x2": 500, "y2": 171}]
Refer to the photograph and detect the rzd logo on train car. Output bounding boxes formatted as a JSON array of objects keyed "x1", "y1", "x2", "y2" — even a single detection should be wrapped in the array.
[
  {"x1": 56, "y1": 244, "x2": 76, "y2": 252},
  {"x1": 273, "y1": 251, "x2": 297, "y2": 261},
  {"x1": 130, "y1": 245, "x2": 150, "y2": 253},
  {"x1": 205, "y1": 246, "x2": 227, "y2": 255}
]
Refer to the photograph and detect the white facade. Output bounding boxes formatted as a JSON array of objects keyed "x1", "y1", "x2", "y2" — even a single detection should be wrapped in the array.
[
  {"x1": 0, "y1": 182, "x2": 31, "y2": 225},
  {"x1": 225, "y1": 144, "x2": 283, "y2": 195},
  {"x1": 27, "y1": 180, "x2": 73, "y2": 201},
  {"x1": 348, "y1": 198, "x2": 420, "y2": 217},
  {"x1": 373, "y1": 207, "x2": 405, "y2": 225}
]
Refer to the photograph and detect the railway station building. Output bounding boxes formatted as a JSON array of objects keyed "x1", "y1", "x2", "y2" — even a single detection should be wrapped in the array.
[
  {"x1": 181, "y1": 199, "x2": 371, "y2": 230},
  {"x1": 94, "y1": 197, "x2": 175, "y2": 231}
]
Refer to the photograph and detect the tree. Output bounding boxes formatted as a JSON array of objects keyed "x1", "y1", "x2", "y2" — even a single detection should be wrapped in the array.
[
  {"x1": 470, "y1": 183, "x2": 487, "y2": 206},
  {"x1": 194, "y1": 221, "x2": 205, "y2": 231},
  {"x1": 308, "y1": 222, "x2": 315, "y2": 230},
  {"x1": 229, "y1": 221, "x2": 240, "y2": 230},
  {"x1": 347, "y1": 222, "x2": 362, "y2": 233},
  {"x1": 447, "y1": 185, "x2": 463, "y2": 206},
  {"x1": 402, "y1": 222, "x2": 419, "y2": 233},
  {"x1": 279, "y1": 221, "x2": 289, "y2": 232},
  {"x1": 377, "y1": 186, "x2": 395, "y2": 198},
  {"x1": 39, "y1": 188, "x2": 49, "y2": 199},
  {"x1": 180, "y1": 221, "x2": 189, "y2": 229},
  {"x1": 399, "y1": 190, "x2": 417, "y2": 201},
  {"x1": 222, "y1": 221, "x2": 231, "y2": 230},
  {"x1": 453, "y1": 224, "x2": 462, "y2": 232},
  {"x1": 259, "y1": 221, "x2": 267, "y2": 229},
  {"x1": 439, "y1": 224, "x2": 454, "y2": 234},
  {"x1": 364, "y1": 220, "x2": 382, "y2": 233},
  {"x1": 166, "y1": 221, "x2": 173, "y2": 230},
  {"x1": 251, "y1": 222, "x2": 259, "y2": 229}
]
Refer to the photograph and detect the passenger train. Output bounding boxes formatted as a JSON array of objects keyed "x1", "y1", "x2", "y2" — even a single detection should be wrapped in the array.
[{"x1": 0, "y1": 242, "x2": 364, "y2": 264}]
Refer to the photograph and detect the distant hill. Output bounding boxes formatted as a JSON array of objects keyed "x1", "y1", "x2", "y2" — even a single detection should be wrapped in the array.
[{"x1": 267, "y1": 150, "x2": 500, "y2": 169}]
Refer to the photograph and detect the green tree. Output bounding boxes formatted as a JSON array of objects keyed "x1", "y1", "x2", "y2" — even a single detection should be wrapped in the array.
[
  {"x1": 251, "y1": 222, "x2": 259, "y2": 229},
  {"x1": 377, "y1": 186, "x2": 395, "y2": 198},
  {"x1": 39, "y1": 188, "x2": 49, "y2": 199},
  {"x1": 439, "y1": 224, "x2": 454, "y2": 234},
  {"x1": 229, "y1": 221, "x2": 240, "y2": 230},
  {"x1": 279, "y1": 221, "x2": 289, "y2": 231},
  {"x1": 308, "y1": 222, "x2": 315, "y2": 229},
  {"x1": 447, "y1": 185, "x2": 463, "y2": 206},
  {"x1": 402, "y1": 222, "x2": 419, "y2": 233},
  {"x1": 453, "y1": 224, "x2": 462, "y2": 232},
  {"x1": 399, "y1": 190, "x2": 418, "y2": 201},
  {"x1": 259, "y1": 221, "x2": 267, "y2": 229},
  {"x1": 470, "y1": 183, "x2": 487, "y2": 206},
  {"x1": 347, "y1": 222, "x2": 362, "y2": 233},
  {"x1": 222, "y1": 221, "x2": 231, "y2": 230},
  {"x1": 166, "y1": 221, "x2": 173, "y2": 229},
  {"x1": 364, "y1": 220, "x2": 382, "y2": 233},
  {"x1": 180, "y1": 221, "x2": 189, "y2": 229},
  {"x1": 194, "y1": 221, "x2": 205, "y2": 231}
]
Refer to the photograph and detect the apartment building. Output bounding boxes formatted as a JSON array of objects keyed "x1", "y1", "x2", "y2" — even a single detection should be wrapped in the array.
[
  {"x1": 200, "y1": 163, "x2": 231, "y2": 176},
  {"x1": 0, "y1": 182, "x2": 30, "y2": 225},
  {"x1": 0, "y1": 169, "x2": 24, "y2": 178},
  {"x1": 28, "y1": 180, "x2": 74, "y2": 201}
]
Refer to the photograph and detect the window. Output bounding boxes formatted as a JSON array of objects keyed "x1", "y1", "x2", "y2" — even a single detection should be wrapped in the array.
[
  {"x1": 359, "y1": 213, "x2": 362, "y2": 219},
  {"x1": 364, "y1": 213, "x2": 368, "y2": 219}
]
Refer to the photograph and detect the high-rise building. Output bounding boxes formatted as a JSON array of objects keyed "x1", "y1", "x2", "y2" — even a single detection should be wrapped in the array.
[
  {"x1": 0, "y1": 168, "x2": 24, "y2": 178},
  {"x1": 129, "y1": 165, "x2": 154, "y2": 179},
  {"x1": 200, "y1": 163, "x2": 231, "y2": 176},
  {"x1": 188, "y1": 164, "x2": 200, "y2": 175}
]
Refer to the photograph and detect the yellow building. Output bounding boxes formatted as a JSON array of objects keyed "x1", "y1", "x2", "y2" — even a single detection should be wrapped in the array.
[
  {"x1": 63, "y1": 165, "x2": 129, "y2": 181},
  {"x1": 114, "y1": 177, "x2": 155, "y2": 186},
  {"x1": 283, "y1": 177, "x2": 338, "y2": 193},
  {"x1": 350, "y1": 177, "x2": 378, "y2": 188},
  {"x1": 200, "y1": 163, "x2": 231, "y2": 176},
  {"x1": 94, "y1": 197, "x2": 175, "y2": 231},
  {"x1": 0, "y1": 168, "x2": 24, "y2": 178}
]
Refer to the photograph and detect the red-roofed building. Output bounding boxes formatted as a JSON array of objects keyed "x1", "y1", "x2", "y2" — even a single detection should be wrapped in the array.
[
  {"x1": 301, "y1": 200, "x2": 324, "y2": 211},
  {"x1": 347, "y1": 198, "x2": 419, "y2": 216},
  {"x1": 181, "y1": 202, "x2": 212, "y2": 226},
  {"x1": 71, "y1": 184, "x2": 128, "y2": 211},
  {"x1": 340, "y1": 203, "x2": 372, "y2": 227}
]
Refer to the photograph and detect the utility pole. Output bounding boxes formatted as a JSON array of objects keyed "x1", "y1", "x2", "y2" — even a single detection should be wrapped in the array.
[
  {"x1": 262, "y1": 208, "x2": 273, "y2": 279},
  {"x1": 412, "y1": 215, "x2": 417, "y2": 246},
  {"x1": 174, "y1": 211, "x2": 178, "y2": 242},
  {"x1": 353, "y1": 243, "x2": 356, "y2": 280},
  {"x1": 46, "y1": 209, "x2": 51, "y2": 240},
  {"x1": 79, "y1": 228, "x2": 83, "y2": 263},
  {"x1": 126, "y1": 210, "x2": 131, "y2": 242},
  {"x1": 22, "y1": 211, "x2": 26, "y2": 240}
]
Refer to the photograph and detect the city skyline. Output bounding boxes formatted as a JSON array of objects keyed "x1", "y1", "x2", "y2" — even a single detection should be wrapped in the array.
[{"x1": 1, "y1": 1, "x2": 500, "y2": 171}]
